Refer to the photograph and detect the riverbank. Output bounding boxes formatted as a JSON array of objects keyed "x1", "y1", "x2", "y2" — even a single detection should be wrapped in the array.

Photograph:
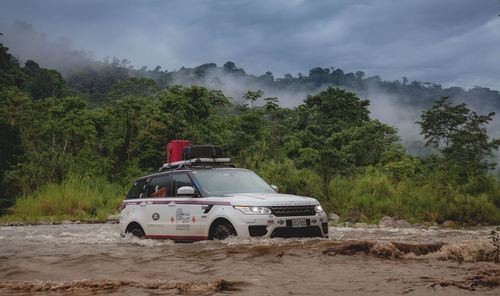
[{"x1": 3, "y1": 168, "x2": 500, "y2": 227}]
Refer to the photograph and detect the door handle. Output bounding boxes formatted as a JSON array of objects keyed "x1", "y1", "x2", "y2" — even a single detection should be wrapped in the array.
[{"x1": 140, "y1": 202, "x2": 147, "y2": 207}]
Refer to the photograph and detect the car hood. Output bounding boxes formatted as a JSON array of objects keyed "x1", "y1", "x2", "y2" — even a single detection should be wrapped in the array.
[{"x1": 220, "y1": 192, "x2": 319, "y2": 207}]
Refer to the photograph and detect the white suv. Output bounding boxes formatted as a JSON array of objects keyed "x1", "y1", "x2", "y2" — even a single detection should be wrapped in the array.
[{"x1": 119, "y1": 159, "x2": 328, "y2": 241}]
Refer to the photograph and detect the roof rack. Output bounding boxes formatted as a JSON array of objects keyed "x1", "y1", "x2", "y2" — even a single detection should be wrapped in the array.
[{"x1": 159, "y1": 158, "x2": 233, "y2": 171}]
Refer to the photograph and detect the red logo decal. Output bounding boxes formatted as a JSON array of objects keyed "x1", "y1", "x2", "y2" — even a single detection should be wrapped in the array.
[
  {"x1": 192, "y1": 216, "x2": 196, "y2": 223},
  {"x1": 171, "y1": 216, "x2": 174, "y2": 223}
]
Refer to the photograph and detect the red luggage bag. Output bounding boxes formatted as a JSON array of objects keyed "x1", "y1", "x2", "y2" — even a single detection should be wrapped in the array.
[{"x1": 166, "y1": 140, "x2": 190, "y2": 163}]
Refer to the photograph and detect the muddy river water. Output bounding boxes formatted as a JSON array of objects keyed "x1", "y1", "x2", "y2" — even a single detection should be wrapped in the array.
[{"x1": 0, "y1": 223, "x2": 498, "y2": 295}]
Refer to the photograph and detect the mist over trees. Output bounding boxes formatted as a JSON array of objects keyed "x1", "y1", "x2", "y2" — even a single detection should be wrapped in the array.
[
  {"x1": 131, "y1": 62, "x2": 500, "y2": 111},
  {"x1": 61, "y1": 57, "x2": 500, "y2": 160},
  {"x1": 2, "y1": 22, "x2": 498, "y2": 156},
  {"x1": 1, "y1": 34, "x2": 499, "y2": 224}
]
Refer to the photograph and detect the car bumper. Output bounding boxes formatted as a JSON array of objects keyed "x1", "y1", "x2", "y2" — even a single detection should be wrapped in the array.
[{"x1": 231, "y1": 212, "x2": 329, "y2": 238}]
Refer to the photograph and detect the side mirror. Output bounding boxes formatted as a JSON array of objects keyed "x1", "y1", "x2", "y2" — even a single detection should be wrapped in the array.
[
  {"x1": 271, "y1": 185, "x2": 279, "y2": 193},
  {"x1": 177, "y1": 186, "x2": 195, "y2": 196}
]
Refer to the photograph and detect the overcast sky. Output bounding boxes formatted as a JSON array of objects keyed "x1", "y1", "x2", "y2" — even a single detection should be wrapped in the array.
[{"x1": 1, "y1": 0, "x2": 500, "y2": 90}]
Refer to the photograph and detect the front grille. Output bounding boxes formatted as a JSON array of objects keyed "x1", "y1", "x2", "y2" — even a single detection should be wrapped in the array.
[
  {"x1": 321, "y1": 223, "x2": 328, "y2": 234},
  {"x1": 248, "y1": 226, "x2": 268, "y2": 237},
  {"x1": 270, "y1": 205, "x2": 316, "y2": 217},
  {"x1": 270, "y1": 226, "x2": 322, "y2": 238}
]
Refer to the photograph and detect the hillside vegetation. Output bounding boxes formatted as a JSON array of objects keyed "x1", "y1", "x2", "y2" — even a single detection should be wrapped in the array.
[{"x1": 1, "y1": 38, "x2": 499, "y2": 224}]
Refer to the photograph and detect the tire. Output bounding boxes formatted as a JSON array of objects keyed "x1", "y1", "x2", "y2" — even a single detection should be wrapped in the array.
[
  {"x1": 183, "y1": 145, "x2": 223, "y2": 160},
  {"x1": 126, "y1": 224, "x2": 145, "y2": 239},
  {"x1": 210, "y1": 221, "x2": 237, "y2": 240}
]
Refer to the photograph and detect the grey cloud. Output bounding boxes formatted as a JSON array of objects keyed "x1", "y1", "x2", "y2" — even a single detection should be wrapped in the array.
[
  {"x1": 0, "y1": 21, "x2": 95, "y2": 75},
  {"x1": 1, "y1": 0, "x2": 499, "y2": 89}
]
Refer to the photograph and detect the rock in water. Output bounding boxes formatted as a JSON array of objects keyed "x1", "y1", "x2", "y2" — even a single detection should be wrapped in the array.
[
  {"x1": 328, "y1": 213, "x2": 340, "y2": 223},
  {"x1": 353, "y1": 222, "x2": 368, "y2": 228},
  {"x1": 442, "y1": 220, "x2": 455, "y2": 227},
  {"x1": 347, "y1": 209, "x2": 366, "y2": 222},
  {"x1": 411, "y1": 223, "x2": 428, "y2": 229},
  {"x1": 378, "y1": 216, "x2": 398, "y2": 228},
  {"x1": 396, "y1": 220, "x2": 412, "y2": 228}
]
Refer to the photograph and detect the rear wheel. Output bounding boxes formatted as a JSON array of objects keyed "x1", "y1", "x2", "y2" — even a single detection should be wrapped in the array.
[
  {"x1": 126, "y1": 224, "x2": 145, "y2": 239},
  {"x1": 211, "y1": 221, "x2": 237, "y2": 240}
]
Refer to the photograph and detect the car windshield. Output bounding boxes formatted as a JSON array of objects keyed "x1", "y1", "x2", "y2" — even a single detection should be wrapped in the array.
[{"x1": 191, "y1": 169, "x2": 275, "y2": 196}]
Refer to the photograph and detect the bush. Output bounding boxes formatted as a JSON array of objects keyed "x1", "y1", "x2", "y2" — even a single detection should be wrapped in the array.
[
  {"x1": 326, "y1": 167, "x2": 500, "y2": 224},
  {"x1": 4, "y1": 174, "x2": 125, "y2": 222}
]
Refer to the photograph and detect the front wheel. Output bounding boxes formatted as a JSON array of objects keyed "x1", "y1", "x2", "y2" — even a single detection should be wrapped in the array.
[{"x1": 211, "y1": 222, "x2": 237, "y2": 240}]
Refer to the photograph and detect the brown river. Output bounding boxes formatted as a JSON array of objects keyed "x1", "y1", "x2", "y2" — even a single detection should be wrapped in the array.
[{"x1": 0, "y1": 223, "x2": 498, "y2": 295}]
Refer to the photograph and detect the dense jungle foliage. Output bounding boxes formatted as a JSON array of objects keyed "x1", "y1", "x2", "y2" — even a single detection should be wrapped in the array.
[{"x1": 1, "y1": 39, "x2": 499, "y2": 224}]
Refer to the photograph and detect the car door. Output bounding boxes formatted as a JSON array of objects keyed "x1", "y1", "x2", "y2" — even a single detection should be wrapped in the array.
[
  {"x1": 143, "y1": 174, "x2": 174, "y2": 237},
  {"x1": 124, "y1": 178, "x2": 146, "y2": 220},
  {"x1": 170, "y1": 172, "x2": 206, "y2": 239}
]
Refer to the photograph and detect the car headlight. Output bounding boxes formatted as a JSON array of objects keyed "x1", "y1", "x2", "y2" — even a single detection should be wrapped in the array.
[
  {"x1": 234, "y1": 206, "x2": 272, "y2": 215},
  {"x1": 315, "y1": 204, "x2": 324, "y2": 213}
]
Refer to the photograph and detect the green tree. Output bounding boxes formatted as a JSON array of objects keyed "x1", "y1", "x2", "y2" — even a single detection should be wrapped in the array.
[
  {"x1": 243, "y1": 90, "x2": 264, "y2": 109},
  {"x1": 263, "y1": 97, "x2": 279, "y2": 114},
  {"x1": 0, "y1": 37, "x2": 26, "y2": 89},
  {"x1": 303, "y1": 87, "x2": 370, "y2": 134},
  {"x1": 0, "y1": 117, "x2": 23, "y2": 214},
  {"x1": 332, "y1": 120, "x2": 400, "y2": 168},
  {"x1": 156, "y1": 85, "x2": 231, "y2": 146},
  {"x1": 66, "y1": 57, "x2": 130, "y2": 105},
  {"x1": 108, "y1": 77, "x2": 159, "y2": 101},
  {"x1": 286, "y1": 87, "x2": 376, "y2": 197},
  {"x1": 106, "y1": 95, "x2": 152, "y2": 164},
  {"x1": 417, "y1": 97, "x2": 500, "y2": 173},
  {"x1": 22, "y1": 62, "x2": 65, "y2": 99}
]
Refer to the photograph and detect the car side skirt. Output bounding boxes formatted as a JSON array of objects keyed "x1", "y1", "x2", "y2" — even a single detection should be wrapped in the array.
[{"x1": 145, "y1": 234, "x2": 208, "y2": 241}]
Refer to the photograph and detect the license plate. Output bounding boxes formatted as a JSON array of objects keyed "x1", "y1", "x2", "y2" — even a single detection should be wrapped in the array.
[{"x1": 291, "y1": 218, "x2": 307, "y2": 228}]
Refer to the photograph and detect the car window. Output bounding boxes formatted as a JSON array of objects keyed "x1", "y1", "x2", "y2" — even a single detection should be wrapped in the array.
[
  {"x1": 126, "y1": 179, "x2": 146, "y2": 199},
  {"x1": 191, "y1": 169, "x2": 275, "y2": 195},
  {"x1": 147, "y1": 175, "x2": 170, "y2": 198},
  {"x1": 172, "y1": 173, "x2": 196, "y2": 197}
]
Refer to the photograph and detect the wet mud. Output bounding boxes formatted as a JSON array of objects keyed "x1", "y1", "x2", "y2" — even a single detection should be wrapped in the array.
[
  {"x1": 322, "y1": 240, "x2": 446, "y2": 257},
  {"x1": 0, "y1": 224, "x2": 498, "y2": 295},
  {"x1": 431, "y1": 269, "x2": 500, "y2": 291},
  {"x1": 0, "y1": 279, "x2": 245, "y2": 294}
]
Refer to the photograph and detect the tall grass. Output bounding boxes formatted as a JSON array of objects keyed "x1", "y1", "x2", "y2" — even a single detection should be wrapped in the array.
[
  {"x1": 2, "y1": 161, "x2": 499, "y2": 225},
  {"x1": 3, "y1": 175, "x2": 126, "y2": 222},
  {"x1": 257, "y1": 161, "x2": 500, "y2": 225},
  {"x1": 327, "y1": 168, "x2": 500, "y2": 224}
]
